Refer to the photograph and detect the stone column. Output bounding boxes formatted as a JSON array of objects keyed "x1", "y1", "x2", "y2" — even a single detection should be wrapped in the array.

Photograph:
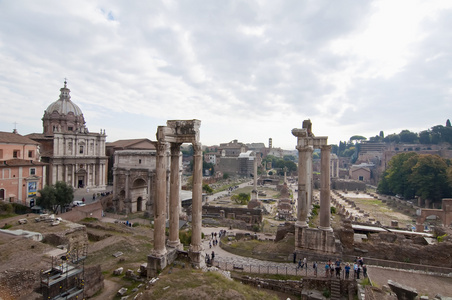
[
  {"x1": 189, "y1": 142, "x2": 205, "y2": 267},
  {"x1": 153, "y1": 142, "x2": 168, "y2": 257},
  {"x1": 251, "y1": 155, "x2": 258, "y2": 200},
  {"x1": 335, "y1": 159, "x2": 339, "y2": 178},
  {"x1": 296, "y1": 146, "x2": 311, "y2": 228},
  {"x1": 168, "y1": 143, "x2": 182, "y2": 249},
  {"x1": 319, "y1": 145, "x2": 332, "y2": 231}
]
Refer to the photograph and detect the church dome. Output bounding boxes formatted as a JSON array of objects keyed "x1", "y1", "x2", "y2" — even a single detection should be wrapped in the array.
[
  {"x1": 42, "y1": 80, "x2": 87, "y2": 136},
  {"x1": 45, "y1": 81, "x2": 83, "y2": 116}
]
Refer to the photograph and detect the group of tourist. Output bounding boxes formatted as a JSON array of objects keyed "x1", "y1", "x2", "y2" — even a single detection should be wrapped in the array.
[
  {"x1": 209, "y1": 230, "x2": 226, "y2": 248},
  {"x1": 293, "y1": 255, "x2": 368, "y2": 279}
]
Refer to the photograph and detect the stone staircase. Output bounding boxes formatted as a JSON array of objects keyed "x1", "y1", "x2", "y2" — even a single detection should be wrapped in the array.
[{"x1": 330, "y1": 278, "x2": 341, "y2": 300}]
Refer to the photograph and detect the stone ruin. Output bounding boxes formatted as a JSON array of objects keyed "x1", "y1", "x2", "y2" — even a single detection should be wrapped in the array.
[
  {"x1": 147, "y1": 120, "x2": 204, "y2": 278},
  {"x1": 292, "y1": 120, "x2": 336, "y2": 254}
]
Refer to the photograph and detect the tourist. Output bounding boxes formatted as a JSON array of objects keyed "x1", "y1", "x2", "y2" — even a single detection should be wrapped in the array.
[
  {"x1": 303, "y1": 257, "x2": 307, "y2": 269},
  {"x1": 293, "y1": 251, "x2": 297, "y2": 263},
  {"x1": 298, "y1": 259, "x2": 302, "y2": 269},
  {"x1": 345, "y1": 263, "x2": 351, "y2": 279},
  {"x1": 325, "y1": 263, "x2": 329, "y2": 277},
  {"x1": 209, "y1": 241, "x2": 212, "y2": 248},
  {"x1": 363, "y1": 265, "x2": 367, "y2": 277},
  {"x1": 82, "y1": 197, "x2": 85, "y2": 203},
  {"x1": 313, "y1": 261, "x2": 318, "y2": 276},
  {"x1": 211, "y1": 251, "x2": 215, "y2": 261},
  {"x1": 356, "y1": 265, "x2": 361, "y2": 279}
]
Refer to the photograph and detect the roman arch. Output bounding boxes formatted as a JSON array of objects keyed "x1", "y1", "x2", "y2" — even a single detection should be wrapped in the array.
[
  {"x1": 416, "y1": 198, "x2": 452, "y2": 231},
  {"x1": 147, "y1": 120, "x2": 204, "y2": 277},
  {"x1": 292, "y1": 120, "x2": 336, "y2": 254}
]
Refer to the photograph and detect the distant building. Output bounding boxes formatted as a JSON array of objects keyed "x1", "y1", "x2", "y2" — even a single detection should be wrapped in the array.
[
  {"x1": 27, "y1": 81, "x2": 107, "y2": 190},
  {"x1": 0, "y1": 131, "x2": 46, "y2": 205},
  {"x1": 106, "y1": 138, "x2": 155, "y2": 184}
]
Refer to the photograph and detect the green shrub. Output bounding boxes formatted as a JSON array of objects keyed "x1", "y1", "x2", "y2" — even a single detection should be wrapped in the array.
[
  {"x1": 1, "y1": 223, "x2": 12, "y2": 229},
  {"x1": 330, "y1": 206, "x2": 336, "y2": 214},
  {"x1": 437, "y1": 234, "x2": 447, "y2": 243},
  {"x1": 322, "y1": 288, "x2": 331, "y2": 298}
]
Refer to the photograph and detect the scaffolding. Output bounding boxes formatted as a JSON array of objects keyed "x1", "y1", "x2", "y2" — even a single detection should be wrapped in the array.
[{"x1": 40, "y1": 244, "x2": 88, "y2": 300}]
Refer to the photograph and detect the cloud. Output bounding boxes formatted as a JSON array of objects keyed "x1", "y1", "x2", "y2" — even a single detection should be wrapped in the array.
[{"x1": 0, "y1": 1, "x2": 451, "y2": 148}]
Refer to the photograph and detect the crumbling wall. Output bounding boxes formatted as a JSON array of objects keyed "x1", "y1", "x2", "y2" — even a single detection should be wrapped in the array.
[
  {"x1": 0, "y1": 269, "x2": 41, "y2": 300},
  {"x1": 84, "y1": 265, "x2": 104, "y2": 298},
  {"x1": 42, "y1": 224, "x2": 88, "y2": 251}
]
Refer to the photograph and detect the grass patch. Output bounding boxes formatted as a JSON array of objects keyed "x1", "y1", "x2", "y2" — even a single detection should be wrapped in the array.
[{"x1": 143, "y1": 268, "x2": 279, "y2": 300}]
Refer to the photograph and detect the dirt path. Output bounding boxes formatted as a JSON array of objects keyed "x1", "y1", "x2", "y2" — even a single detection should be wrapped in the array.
[{"x1": 368, "y1": 266, "x2": 452, "y2": 297}]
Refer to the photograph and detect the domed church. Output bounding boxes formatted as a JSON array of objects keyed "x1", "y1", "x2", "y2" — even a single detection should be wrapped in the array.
[{"x1": 28, "y1": 81, "x2": 107, "y2": 190}]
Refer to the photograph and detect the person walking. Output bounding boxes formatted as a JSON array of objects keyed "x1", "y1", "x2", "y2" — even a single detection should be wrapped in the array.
[
  {"x1": 313, "y1": 261, "x2": 318, "y2": 276},
  {"x1": 298, "y1": 259, "x2": 302, "y2": 269}
]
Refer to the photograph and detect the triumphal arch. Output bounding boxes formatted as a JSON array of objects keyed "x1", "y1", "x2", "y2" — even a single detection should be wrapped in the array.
[
  {"x1": 292, "y1": 120, "x2": 336, "y2": 254},
  {"x1": 147, "y1": 120, "x2": 204, "y2": 277}
]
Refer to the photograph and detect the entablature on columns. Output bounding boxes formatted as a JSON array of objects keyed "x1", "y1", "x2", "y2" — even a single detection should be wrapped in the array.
[
  {"x1": 156, "y1": 119, "x2": 201, "y2": 145},
  {"x1": 292, "y1": 128, "x2": 328, "y2": 149}
]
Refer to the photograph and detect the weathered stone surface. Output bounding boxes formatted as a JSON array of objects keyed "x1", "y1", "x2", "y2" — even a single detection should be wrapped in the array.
[
  {"x1": 114, "y1": 267, "x2": 124, "y2": 275},
  {"x1": 117, "y1": 287, "x2": 128, "y2": 296},
  {"x1": 388, "y1": 280, "x2": 417, "y2": 300}
]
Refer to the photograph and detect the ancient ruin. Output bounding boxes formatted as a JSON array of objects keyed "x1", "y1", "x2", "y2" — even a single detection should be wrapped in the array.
[
  {"x1": 292, "y1": 120, "x2": 336, "y2": 254},
  {"x1": 147, "y1": 120, "x2": 204, "y2": 277}
]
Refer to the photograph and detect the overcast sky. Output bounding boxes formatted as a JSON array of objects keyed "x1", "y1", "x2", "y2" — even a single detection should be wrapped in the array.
[{"x1": 1, "y1": 1, "x2": 451, "y2": 149}]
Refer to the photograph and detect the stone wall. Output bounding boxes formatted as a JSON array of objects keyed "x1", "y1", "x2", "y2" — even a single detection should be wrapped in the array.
[
  {"x1": 332, "y1": 179, "x2": 366, "y2": 191},
  {"x1": 42, "y1": 223, "x2": 88, "y2": 251},
  {"x1": 84, "y1": 265, "x2": 104, "y2": 298},
  {"x1": 202, "y1": 205, "x2": 263, "y2": 224}
]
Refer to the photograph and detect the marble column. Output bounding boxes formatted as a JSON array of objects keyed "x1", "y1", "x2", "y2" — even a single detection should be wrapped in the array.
[
  {"x1": 189, "y1": 142, "x2": 204, "y2": 266},
  {"x1": 168, "y1": 143, "x2": 182, "y2": 249},
  {"x1": 296, "y1": 146, "x2": 311, "y2": 227},
  {"x1": 319, "y1": 145, "x2": 332, "y2": 231},
  {"x1": 153, "y1": 142, "x2": 168, "y2": 257}
]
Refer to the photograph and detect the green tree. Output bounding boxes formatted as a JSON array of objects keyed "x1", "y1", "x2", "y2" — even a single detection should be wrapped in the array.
[
  {"x1": 349, "y1": 135, "x2": 367, "y2": 143},
  {"x1": 202, "y1": 183, "x2": 213, "y2": 194},
  {"x1": 409, "y1": 155, "x2": 451, "y2": 205},
  {"x1": 384, "y1": 133, "x2": 400, "y2": 143},
  {"x1": 231, "y1": 193, "x2": 250, "y2": 205},
  {"x1": 419, "y1": 130, "x2": 431, "y2": 144},
  {"x1": 399, "y1": 130, "x2": 418, "y2": 143},
  {"x1": 37, "y1": 181, "x2": 74, "y2": 213},
  {"x1": 378, "y1": 153, "x2": 452, "y2": 206},
  {"x1": 378, "y1": 152, "x2": 418, "y2": 198}
]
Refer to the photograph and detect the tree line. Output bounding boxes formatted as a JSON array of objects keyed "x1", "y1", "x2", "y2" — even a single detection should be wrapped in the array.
[{"x1": 377, "y1": 152, "x2": 452, "y2": 206}]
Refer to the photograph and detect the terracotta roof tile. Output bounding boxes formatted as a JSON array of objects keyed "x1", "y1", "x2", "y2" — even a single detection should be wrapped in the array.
[{"x1": 0, "y1": 131, "x2": 40, "y2": 145}]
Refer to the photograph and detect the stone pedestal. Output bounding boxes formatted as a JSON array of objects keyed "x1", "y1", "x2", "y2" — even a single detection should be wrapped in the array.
[
  {"x1": 188, "y1": 248, "x2": 206, "y2": 269},
  {"x1": 147, "y1": 253, "x2": 167, "y2": 279},
  {"x1": 295, "y1": 226, "x2": 337, "y2": 254}
]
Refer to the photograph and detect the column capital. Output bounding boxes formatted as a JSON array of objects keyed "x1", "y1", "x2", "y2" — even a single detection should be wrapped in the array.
[
  {"x1": 170, "y1": 143, "x2": 182, "y2": 156},
  {"x1": 296, "y1": 145, "x2": 314, "y2": 152},
  {"x1": 156, "y1": 141, "x2": 168, "y2": 154},
  {"x1": 320, "y1": 145, "x2": 332, "y2": 152},
  {"x1": 193, "y1": 142, "x2": 202, "y2": 155}
]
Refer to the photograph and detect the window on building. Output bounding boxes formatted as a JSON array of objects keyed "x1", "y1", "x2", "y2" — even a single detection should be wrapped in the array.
[
  {"x1": 28, "y1": 150, "x2": 34, "y2": 158},
  {"x1": 139, "y1": 159, "x2": 142, "y2": 164},
  {"x1": 79, "y1": 146, "x2": 84, "y2": 154},
  {"x1": 358, "y1": 176, "x2": 364, "y2": 181},
  {"x1": 0, "y1": 189, "x2": 4, "y2": 200},
  {"x1": 30, "y1": 168, "x2": 36, "y2": 175},
  {"x1": 68, "y1": 126, "x2": 73, "y2": 131},
  {"x1": 13, "y1": 150, "x2": 20, "y2": 158},
  {"x1": 0, "y1": 149, "x2": 3, "y2": 159}
]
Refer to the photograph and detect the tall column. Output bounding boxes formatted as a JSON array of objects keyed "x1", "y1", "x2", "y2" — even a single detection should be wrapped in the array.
[
  {"x1": 168, "y1": 143, "x2": 182, "y2": 249},
  {"x1": 306, "y1": 147, "x2": 314, "y2": 212},
  {"x1": 319, "y1": 145, "x2": 332, "y2": 231},
  {"x1": 189, "y1": 142, "x2": 204, "y2": 266},
  {"x1": 336, "y1": 159, "x2": 339, "y2": 178},
  {"x1": 152, "y1": 142, "x2": 168, "y2": 257},
  {"x1": 296, "y1": 146, "x2": 311, "y2": 228}
]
